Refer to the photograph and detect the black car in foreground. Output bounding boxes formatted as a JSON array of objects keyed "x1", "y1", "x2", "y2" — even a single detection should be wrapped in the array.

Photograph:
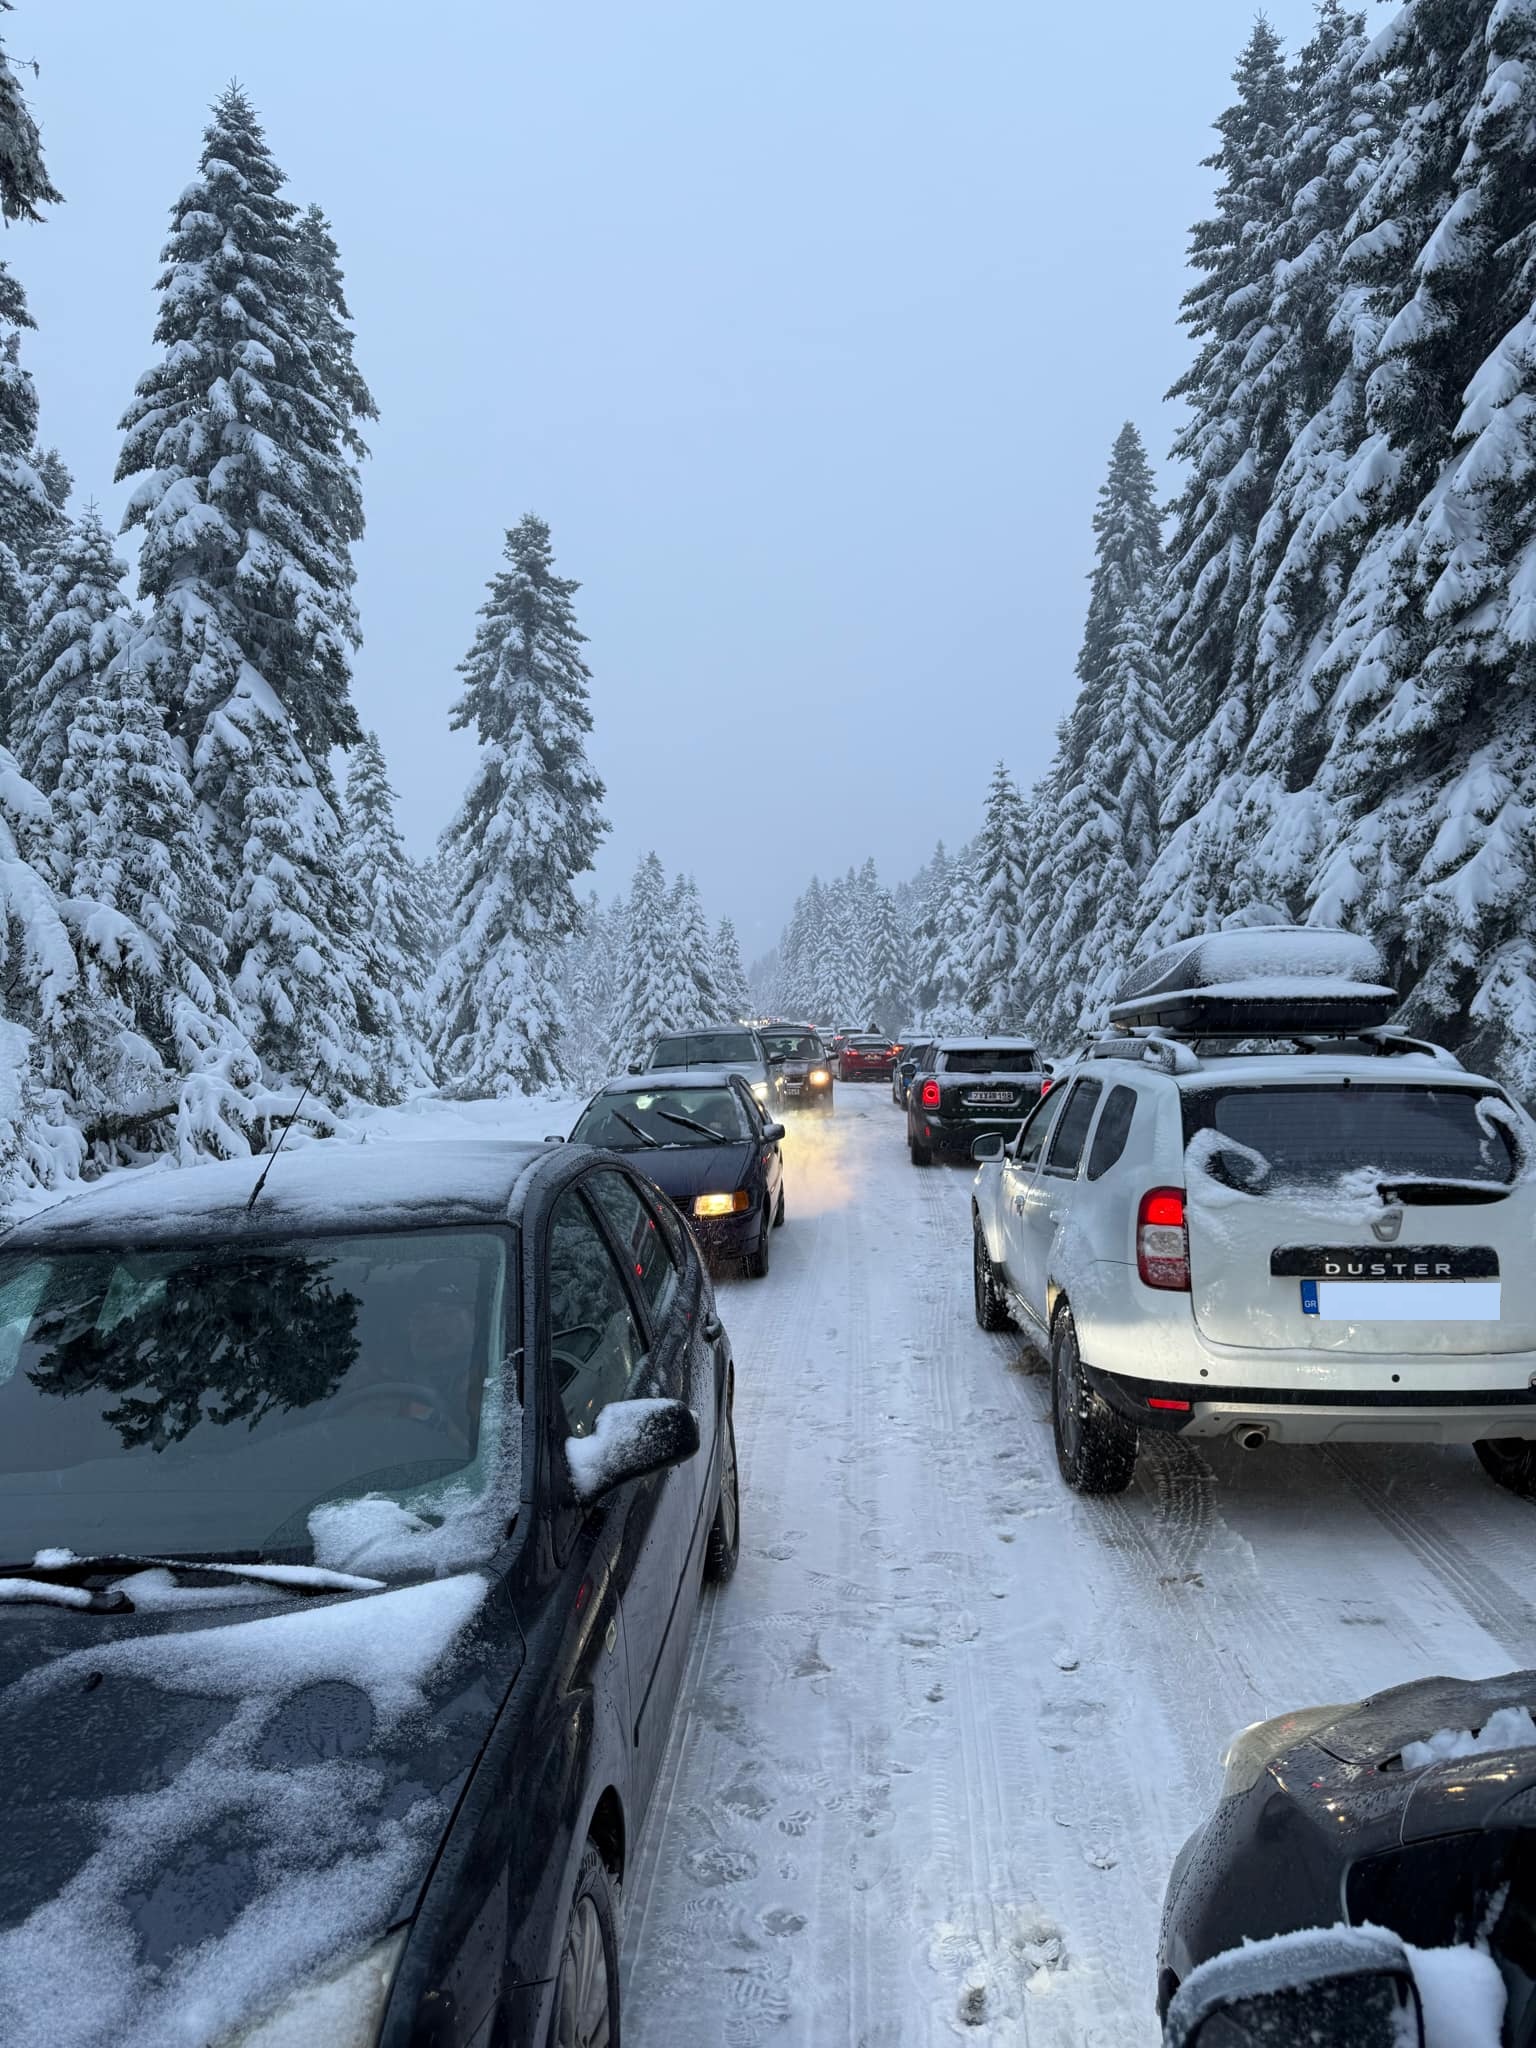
[
  {"x1": 906, "y1": 1036, "x2": 1047, "y2": 1164},
  {"x1": 0, "y1": 1136, "x2": 739, "y2": 2048},
  {"x1": 757, "y1": 1024, "x2": 834, "y2": 1113},
  {"x1": 569, "y1": 1068, "x2": 786, "y2": 1276},
  {"x1": 1159, "y1": 1668, "x2": 1536, "y2": 2038}
]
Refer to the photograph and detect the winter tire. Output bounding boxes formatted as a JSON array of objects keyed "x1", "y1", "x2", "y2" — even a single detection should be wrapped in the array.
[
  {"x1": 1474, "y1": 1437, "x2": 1536, "y2": 1499},
  {"x1": 909, "y1": 1137, "x2": 932, "y2": 1167},
  {"x1": 773, "y1": 1186, "x2": 785, "y2": 1228},
  {"x1": 547, "y1": 1842, "x2": 620, "y2": 2048},
  {"x1": 704, "y1": 1408, "x2": 741, "y2": 1584},
  {"x1": 744, "y1": 1210, "x2": 771, "y2": 1279},
  {"x1": 972, "y1": 1217, "x2": 1014, "y2": 1331},
  {"x1": 1051, "y1": 1311, "x2": 1137, "y2": 1495}
]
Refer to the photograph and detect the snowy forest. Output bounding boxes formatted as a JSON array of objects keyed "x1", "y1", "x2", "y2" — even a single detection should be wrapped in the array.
[
  {"x1": 760, "y1": 0, "x2": 1536, "y2": 1101},
  {"x1": 5, "y1": 0, "x2": 1536, "y2": 1208}
]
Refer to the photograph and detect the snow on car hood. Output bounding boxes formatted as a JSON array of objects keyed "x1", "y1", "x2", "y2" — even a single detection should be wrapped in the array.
[{"x1": 0, "y1": 1572, "x2": 515, "y2": 2048}]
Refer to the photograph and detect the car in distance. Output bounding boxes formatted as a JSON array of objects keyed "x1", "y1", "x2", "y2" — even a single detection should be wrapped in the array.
[
  {"x1": 836, "y1": 1033, "x2": 899, "y2": 1083},
  {"x1": 641, "y1": 1024, "x2": 779, "y2": 1107},
  {"x1": 570, "y1": 1069, "x2": 786, "y2": 1277},
  {"x1": 969, "y1": 926, "x2": 1536, "y2": 1496},
  {"x1": 758, "y1": 1023, "x2": 834, "y2": 1114},
  {"x1": 1157, "y1": 1666, "x2": 1536, "y2": 2025},
  {"x1": 0, "y1": 1135, "x2": 740, "y2": 2048},
  {"x1": 907, "y1": 1036, "x2": 1046, "y2": 1165},
  {"x1": 891, "y1": 1037, "x2": 934, "y2": 1107}
]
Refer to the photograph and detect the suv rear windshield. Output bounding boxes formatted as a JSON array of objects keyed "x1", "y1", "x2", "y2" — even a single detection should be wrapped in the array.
[
  {"x1": 1183, "y1": 1084, "x2": 1519, "y2": 1193},
  {"x1": 941, "y1": 1047, "x2": 1039, "y2": 1075},
  {"x1": 650, "y1": 1032, "x2": 757, "y2": 1066},
  {"x1": 761, "y1": 1032, "x2": 820, "y2": 1059}
]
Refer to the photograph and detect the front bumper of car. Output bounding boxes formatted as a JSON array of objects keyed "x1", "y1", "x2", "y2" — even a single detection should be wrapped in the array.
[
  {"x1": 691, "y1": 1205, "x2": 767, "y2": 1257},
  {"x1": 778, "y1": 1071, "x2": 833, "y2": 1110}
]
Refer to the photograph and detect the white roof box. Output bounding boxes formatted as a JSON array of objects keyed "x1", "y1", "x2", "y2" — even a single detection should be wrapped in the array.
[{"x1": 1109, "y1": 926, "x2": 1396, "y2": 1035}]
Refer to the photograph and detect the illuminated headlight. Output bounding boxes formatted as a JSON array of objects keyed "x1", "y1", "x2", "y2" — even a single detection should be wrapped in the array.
[
  {"x1": 694, "y1": 1190, "x2": 752, "y2": 1218},
  {"x1": 220, "y1": 1929, "x2": 408, "y2": 2047},
  {"x1": 1219, "y1": 1703, "x2": 1359, "y2": 1799},
  {"x1": 809, "y1": 1069, "x2": 830, "y2": 1086},
  {"x1": 751, "y1": 1080, "x2": 769, "y2": 1101}
]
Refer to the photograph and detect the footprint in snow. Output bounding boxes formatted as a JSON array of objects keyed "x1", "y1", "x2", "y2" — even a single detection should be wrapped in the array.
[
  {"x1": 777, "y1": 1810, "x2": 813, "y2": 1838},
  {"x1": 684, "y1": 1845, "x2": 760, "y2": 1889},
  {"x1": 759, "y1": 1906, "x2": 806, "y2": 1937}
]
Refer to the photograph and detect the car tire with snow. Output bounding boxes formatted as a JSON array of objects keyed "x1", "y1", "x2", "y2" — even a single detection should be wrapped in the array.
[
  {"x1": 704, "y1": 1408, "x2": 741, "y2": 1584},
  {"x1": 547, "y1": 1841, "x2": 621, "y2": 2048},
  {"x1": 909, "y1": 1136, "x2": 931, "y2": 1167},
  {"x1": 1051, "y1": 1311, "x2": 1137, "y2": 1495},
  {"x1": 972, "y1": 1216, "x2": 1014, "y2": 1331},
  {"x1": 773, "y1": 1187, "x2": 785, "y2": 1228},
  {"x1": 744, "y1": 1210, "x2": 771, "y2": 1279},
  {"x1": 1474, "y1": 1436, "x2": 1536, "y2": 1499}
]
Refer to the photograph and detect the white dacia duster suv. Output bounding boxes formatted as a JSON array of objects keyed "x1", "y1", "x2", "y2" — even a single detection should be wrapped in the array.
[{"x1": 970, "y1": 927, "x2": 1536, "y2": 1496}]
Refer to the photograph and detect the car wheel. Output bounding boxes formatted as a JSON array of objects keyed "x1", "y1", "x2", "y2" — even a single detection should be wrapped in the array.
[
  {"x1": 1051, "y1": 1311, "x2": 1137, "y2": 1494},
  {"x1": 909, "y1": 1137, "x2": 931, "y2": 1166},
  {"x1": 744, "y1": 1209, "x2": 771, "y2": 1278},
  {"x1": 773, "y1": 1186, "x2": 785, "y2": 1228},
  {"x1": 547, "y1": 1842, "x2": 620, "y2": 2048},
  {"x1": 704, "y1": 1407, "x2": 741, "y2": 1584},
  {"x1": 972, "y1": 1217, "x2": 1013, "y2": 1331},
  {"x1": 1474, "y1": 1437, "x2": 1536, "y2": 1498}
]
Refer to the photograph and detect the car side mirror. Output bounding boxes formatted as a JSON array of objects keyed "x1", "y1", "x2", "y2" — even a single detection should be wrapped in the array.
[
  {"x1": 1164, "y1": 1930, "x2": 1423, "y2": 2048},
  {"x1": 971, "y1": 1132, "x2": 1005, "y2": 1161},
  {"x1": 761, "y1": 1122, "x2": 786, "y2": 1142},
  {"x1": 566, "y1": 1398, "x2": 700, "y2": 1504},
  {"x1": 627, "y1": 1061, "x2": 644, "y2": 1075},
  {"x1": 543, "y1": 1134, "x2": 566, "y2": 1144},
  {"x1": 767, "y1": 1053, "x2": 786, "y2": 1065}
]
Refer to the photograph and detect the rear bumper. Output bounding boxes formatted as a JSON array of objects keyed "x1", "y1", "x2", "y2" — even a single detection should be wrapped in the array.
[
  {"x1": 1089, "y1": 1364, "x2": 1536, "y2": 1445},
  {"x1": 911, "y1": 1112, "x2": 1025, "y2": 1154}
]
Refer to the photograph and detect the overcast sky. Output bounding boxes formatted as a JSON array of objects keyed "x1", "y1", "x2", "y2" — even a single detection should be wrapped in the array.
[{"x1": 18, "y1": 0, "x2": 1344, "y2": 960}]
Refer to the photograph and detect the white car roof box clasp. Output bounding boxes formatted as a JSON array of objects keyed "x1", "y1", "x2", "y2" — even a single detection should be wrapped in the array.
[{"x1": 1109, "y1": 925, "x2": 1397, "y2": 1035}]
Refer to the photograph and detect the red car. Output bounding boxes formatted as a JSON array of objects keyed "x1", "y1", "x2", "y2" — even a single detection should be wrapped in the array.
[{"x1": 836, "y1": 1034, "x2": 899, "y2": 1081}]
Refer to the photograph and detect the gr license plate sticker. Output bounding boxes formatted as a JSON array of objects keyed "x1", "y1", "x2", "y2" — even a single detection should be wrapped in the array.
[
  {"x1": 1300, "y1": 1279, "x2": 1501, "y2": 1321},
  {"x1": 966, "y1": 1090, "x2": 1014, "y2": 1104}
]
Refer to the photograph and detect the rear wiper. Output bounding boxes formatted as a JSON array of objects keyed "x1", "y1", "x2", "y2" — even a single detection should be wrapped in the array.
[
  {"x1": 0, "y1": 1576, "x2": 133, "y2": 1615},
  {"x1": 613, "y1": 1111, "x2": 659, "y2": 1147},
  {"x1": 1377, "y1": 1180, "x2": 1509, "y2": 1206},
  {"x1": 656, "y1": 1110, "x2": 731, "y2": 1142},
  {"x1": 15, "y1": 1552, "x2": 384, "y2": 1602}
]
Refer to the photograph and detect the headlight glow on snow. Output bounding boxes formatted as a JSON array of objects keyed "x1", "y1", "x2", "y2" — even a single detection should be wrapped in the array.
[
  {"x1": 220, "y1": 1928, "x2": 408, "y2": 2048},
  {"x1": 694, "y1": 1191, "x2": 751, "y2": 1218},
  {"x1": 809, "y1": 1069, "x2": 830, "y2": 1085}
]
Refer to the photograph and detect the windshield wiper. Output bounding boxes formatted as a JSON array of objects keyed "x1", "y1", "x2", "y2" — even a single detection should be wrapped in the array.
[
  {"x1": 656, "y1": 1110, "x2": 732, "y2": 1142},
  {"x1": 13, "y1": 1552, "x2": 384, "y2": 1602},
  {"x1": 612, "y1": 1111, "x2": 660, "y2": 1147}
]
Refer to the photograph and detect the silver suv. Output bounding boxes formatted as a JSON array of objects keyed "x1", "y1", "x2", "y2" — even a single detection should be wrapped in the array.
[{"x1": 969, "y1": 928, "x2": 1536, "y2": 1497}]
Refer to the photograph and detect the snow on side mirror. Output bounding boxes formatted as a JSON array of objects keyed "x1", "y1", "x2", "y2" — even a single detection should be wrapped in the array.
[
  {"x1": 1164, "y1": 1929, "x2": 1423, "y2": 2048},
  {"x1": 972, "y1": 1133, "x2": 1005, "y2": 1162},
  {"x1": 566, "y1": 1398, "x2": 700, "y2": 1505},
  {"x1": 627, "y1": 1062, "x2": 645, "y2": 1075}
]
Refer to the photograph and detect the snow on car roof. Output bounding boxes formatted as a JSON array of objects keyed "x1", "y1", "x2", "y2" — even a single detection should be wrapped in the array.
[
  {"x1": 0, "y1": 1137, "x2": 546, "y2": 1253},
  {"x1": 935, "y1": 1036, "x2": 1039, "y2": 1052},
  {"x1": 599, "y1": 1068, "x2": 744, "y2": 1093}
]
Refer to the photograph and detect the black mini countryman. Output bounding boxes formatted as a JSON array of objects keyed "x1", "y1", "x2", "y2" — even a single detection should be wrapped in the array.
[{"x1": 0, "y1": 1136, "x2": 739, "y2": 2047}]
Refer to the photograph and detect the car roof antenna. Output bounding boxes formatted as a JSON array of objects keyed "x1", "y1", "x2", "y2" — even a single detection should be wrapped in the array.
[{"x1": 246, "y1": 1069, "x2": 320, "y2": 1213}]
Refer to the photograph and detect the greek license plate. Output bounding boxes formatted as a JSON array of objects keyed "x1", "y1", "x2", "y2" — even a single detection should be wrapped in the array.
[
  {"x1": 1300, "y1": 1279, "x2": 1501, "y2": 1321},
  {"x1": 783, "y1": 1082, "x2": 803, "y2": 1094},
  {"x1": 966, "y1": 1090, "x2": 1013, "y2": 1105}
]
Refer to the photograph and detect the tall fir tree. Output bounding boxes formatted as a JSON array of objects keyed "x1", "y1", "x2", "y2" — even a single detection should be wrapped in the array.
[
  {"x1": 115, "y1": 87, "x2": 378, "y2": 1097},
  {"x1": 668, "y1": 873, "x2": 723, "y2": 1024},
  {"x1": 713, "y1": 914, "x2": 750, "y2": 1020},
  {"x1": 966, "y1": 763, "x2": 1032, "y2": 1030},
  {"x1": 610, "y1": 852, "x2": 684, "y2": 1068},
  {"x1": 343, "y1": 730, "x2": 435, "y2": 1100},
  {"x1": 434, "y1": 515, "x2": 607, "y2": 1095},
  {"x1": 11, "y1": 507, "x2": 134, "y2": 791}
]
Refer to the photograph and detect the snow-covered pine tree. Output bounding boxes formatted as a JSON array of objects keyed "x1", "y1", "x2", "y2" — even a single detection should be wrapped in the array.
[
  {"x1": 713, "y1": 914, "x2": 750, "y2": 1020},
  {"x1": 343, "y1": 730, "x2": 434, "y2": 1100},
  {"x1": 1158, "y1": 21, "x2": 1292, "y2": 826},
  {"x1": 610, "y1": 852, "x2": 684, "y2": 1069},
  {"x1": 965, "y1": 763, "x2": 1032, "y2": 1031},
  {"x1": 562, "y1": 891, "x2": 623, "y2": 1089},
  {"x1": 908, "y1": 841, "x2": 954, "y2": 1019},
  {"x1": 434, "y1": 514, "x2": 607, "y2": 1096},
  {"x1": 10, "y1": 507, "x2": 134, "y2": 791},
  {"x1": 668, "y1": 873, "x2": 724, "y2": 1025},
  {"x1": 115, "y1": 87, "x2": 378, "y2": 1099},
  {"x1": 862, "y1": 883, "x2": 910, "y2": 1034},
  {"x1": 1300, "y1": 0, "x2": 1536, "y2": 1090}
]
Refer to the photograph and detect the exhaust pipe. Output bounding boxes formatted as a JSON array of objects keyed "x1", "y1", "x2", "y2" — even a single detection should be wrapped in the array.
[{"x1": 1233, "y1": 1424, "x2": 1269, "y2": 1451}]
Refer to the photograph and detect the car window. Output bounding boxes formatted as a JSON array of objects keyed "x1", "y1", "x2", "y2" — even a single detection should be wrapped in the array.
[
  {"x1": 1013, "y1": 1087, "x2": 1066, "y2": 1168},
  {"x1": 733, "y1": 1079, "x2": 766, "y2": 1133},
  {"x1": 547, "y1": 1187, "x2": 649, "y2": 1440},
  {"x1": 1087, "y1": 1085, "x2": 1137, "y2": 1181},
  {"x1": 1181, "y1": 1084, "x2": 1518, "y2": 1192},
  {"x1": 942, "y1": 1047, "x2": 1039, "y2": 1074},
  {"x1": 1046, "y1": 1078, "x2": 1103, "y2": 1175},
  {"x1": 585, "y1": 1169, "x2": 680, "y2": 1328},
  {"x1": 648, "y1": 1035, "x2": 687, "y2": 1068}
]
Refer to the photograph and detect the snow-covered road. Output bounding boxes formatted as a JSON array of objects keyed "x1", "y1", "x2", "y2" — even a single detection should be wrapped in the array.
[{"x1": 621, "y1": 1085, "x2": 1536, "y2": 2046}]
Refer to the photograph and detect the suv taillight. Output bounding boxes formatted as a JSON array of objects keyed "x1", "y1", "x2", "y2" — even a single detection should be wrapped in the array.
[
  {"x1": 920, "y1": 1078, "x2": 941, "y2": 1108},
  {"x1": 1137, "y1": 1188, "x2": 1190, "y2": 1291}
]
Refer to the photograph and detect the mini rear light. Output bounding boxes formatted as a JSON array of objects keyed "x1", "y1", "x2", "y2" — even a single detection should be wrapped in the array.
[
  {"x1": 920, "y1": 1078, "x2": 941, "y2": 1108},
  {"x1": 1137, "y1": 1187, "x2": 1190, "y2": 1291}
]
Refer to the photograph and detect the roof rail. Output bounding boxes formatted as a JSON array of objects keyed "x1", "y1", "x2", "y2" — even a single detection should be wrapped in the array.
[
  {"x1": 1077, "y1": 1023, "x2": 1462, "y2": 1073},
  {"x1": 1082, "y1": 1036, "x2": 1202, "y2": 1075}
]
